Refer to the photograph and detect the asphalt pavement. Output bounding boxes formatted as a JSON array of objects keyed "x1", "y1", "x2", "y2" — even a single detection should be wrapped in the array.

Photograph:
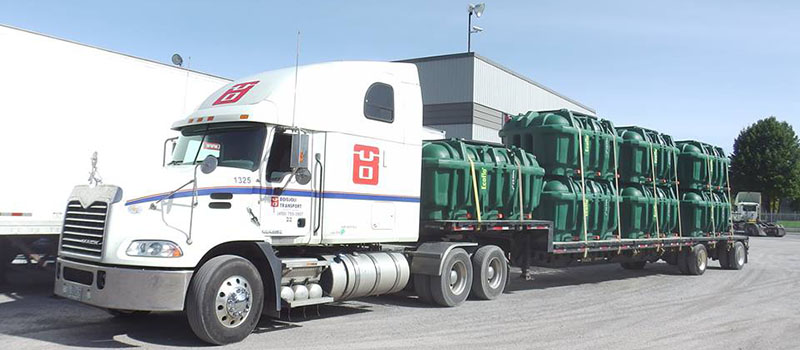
[{"x1": 1, "y1": 234, "x2": 799, "y2": 350}]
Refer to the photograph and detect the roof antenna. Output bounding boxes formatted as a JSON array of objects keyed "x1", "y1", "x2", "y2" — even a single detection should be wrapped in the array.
[{"x1": 291, "y1": 31, "x2": 301, "y2": 128}]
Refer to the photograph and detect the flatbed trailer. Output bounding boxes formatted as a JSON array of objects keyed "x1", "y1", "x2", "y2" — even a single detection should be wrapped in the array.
[{"x1": 421, "y1": 219, "x2": 748, "y2": 277}]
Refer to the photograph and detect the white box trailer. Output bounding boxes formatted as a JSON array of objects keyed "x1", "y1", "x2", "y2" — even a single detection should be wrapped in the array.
[{"x1": 0, "y1": 24, "x2": 229, "y2": 276}]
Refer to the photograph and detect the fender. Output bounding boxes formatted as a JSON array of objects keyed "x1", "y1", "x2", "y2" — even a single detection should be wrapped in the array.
[
  {"x1": 255, "y1": 242, "x2": 282, "y2": 317},
  {"x1": 408, "y1": 241, "x2": 478, "y2": 276}
]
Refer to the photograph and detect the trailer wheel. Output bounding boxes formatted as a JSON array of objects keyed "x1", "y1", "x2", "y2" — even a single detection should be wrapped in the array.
[
  {"x1": 470, "y1": 245, "x2": 507, "y2": 300},
  {"x1": 676, "y1": 249, "x2": 690, "y2": 274},
  {"x1": 726, "y1": 241, "x2": 746, "y2": 270},
  {"x1": 686, "y1": 244, "x2": 707, "y2": 276},
  {"x1": 186, "y1": 255, "x2": 264, "y2": 345},
  {"x1": 430, "y1": 248, "x2": 472, "y2": 307},
  {"x1": 620, "y1": 261, "x2": 647, "y2": 270},
  {"x1": 413, "y1": 274, "x2": 434, "y2": 304},
  {"x1": 717, "y1": 244, "x2": 731, "y2": 269}
]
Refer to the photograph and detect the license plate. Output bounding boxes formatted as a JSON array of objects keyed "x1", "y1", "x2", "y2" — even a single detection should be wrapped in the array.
[{"x1": 62, "y1": 283, "x2": 84, "y2": 301}]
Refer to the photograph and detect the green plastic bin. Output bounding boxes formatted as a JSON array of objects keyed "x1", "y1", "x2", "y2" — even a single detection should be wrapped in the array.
[
  {"x1": 676, "y1": 141, "x2": 730, "y2": 191},
  {"x1": 620, "y1": 184, "x2": 679, "y2": 239},
  {"x1": 617, "y1": 127, "x2": 679, "y2": 186},
  {"x1": 420, "y1": 139, "x2": 545, "y2": 221},
  {"x1": 534, "y1": 176, "x2": 620, "y2": 242},
  {"x1": 500, "y1": 109, "x2": 621, "y2": 181}
]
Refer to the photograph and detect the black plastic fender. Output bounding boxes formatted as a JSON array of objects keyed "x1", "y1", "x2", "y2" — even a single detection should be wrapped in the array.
[
  {"x1": 255, "y1": 242, "x2": 283, "y2": 318},
  {"x1": 408, "y1": 242, "x2": 478, "y2": 276}
]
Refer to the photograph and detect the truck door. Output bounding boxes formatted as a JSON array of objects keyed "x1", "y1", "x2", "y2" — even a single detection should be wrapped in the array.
[{"x1": 259, "y1": 128, "x2": 322, "y2": 244}]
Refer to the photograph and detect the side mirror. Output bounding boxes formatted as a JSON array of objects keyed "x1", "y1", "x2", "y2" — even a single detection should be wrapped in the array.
[
  {"x1": 200, "y1": 155, "x2": 218, "y2": 174},
  {"x1": 295, "y1": 168, "x2": 312, "y2": 185},
  {"x1": 290, "y1": 133, "x2": 309, "y2": 169},
  {"x1": 162, "y1": 137, "x2": 179, "y2": 167}
]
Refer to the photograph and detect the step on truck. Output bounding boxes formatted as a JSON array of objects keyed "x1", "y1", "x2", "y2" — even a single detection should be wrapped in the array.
[{"x1": 53, "y1": 62, "x2": 749, "y2": 345}]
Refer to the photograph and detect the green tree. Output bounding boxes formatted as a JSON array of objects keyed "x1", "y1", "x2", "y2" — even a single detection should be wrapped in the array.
[{"x1": 730, "y1": 117, "x2": 800, "y2": 213}]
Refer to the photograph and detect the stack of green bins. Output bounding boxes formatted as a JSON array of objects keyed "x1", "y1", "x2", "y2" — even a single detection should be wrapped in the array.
[
  {"x1": 419, "y1": 139, "x2": 545, "y2": 222},
  {"x1": 675, "y1": 141, "x2": 732, "y2": 236},
  {"x1": 616, "y1": 127, "x2": 680, "y2": 239},
  {"x1": 500, "y1": 109, "x2": 621, "y2": 242}
]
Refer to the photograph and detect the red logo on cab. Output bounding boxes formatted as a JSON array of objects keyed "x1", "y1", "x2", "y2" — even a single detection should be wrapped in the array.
[
  {"x1": 353, "y1": 145, "x2": 380, "y2": 185},
  {"x1": 213, "y1": 81, "x2": 259, "y2": 106}
]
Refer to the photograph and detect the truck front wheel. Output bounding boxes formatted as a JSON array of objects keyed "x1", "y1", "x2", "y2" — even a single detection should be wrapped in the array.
[{"x1": 186, "y1": 255, "x2": 264, "y2": 345}]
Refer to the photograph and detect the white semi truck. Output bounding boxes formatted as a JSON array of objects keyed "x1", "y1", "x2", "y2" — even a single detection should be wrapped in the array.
[{"x1": 53, "y1": 61, "x2": 749, "y2": 345}]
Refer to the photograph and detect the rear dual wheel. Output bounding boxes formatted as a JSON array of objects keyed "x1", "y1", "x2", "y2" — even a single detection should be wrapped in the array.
[
  {"x1": 414, "y1": 249, "x2": 473, "y2": 307},
  {"x1": 415, "y1": 246, "x2": 509, "y2": 306},
  {"x1": 677, "y1": 244, "x2": 707, "y2": 275},
  {"x1": 718, "y1": 241, "x2": 746, "y2": 270},
  {"x1": 470, "y1": 245, "x2": 508, "y2": 300},
  {"x1": 431, "y1": 248, "x2": 473, "y2": 307}
]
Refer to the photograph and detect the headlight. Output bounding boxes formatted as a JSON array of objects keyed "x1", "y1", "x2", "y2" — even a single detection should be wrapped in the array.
[{"x1": 126, "y1": 240, "x2": 183, "y2": 257}]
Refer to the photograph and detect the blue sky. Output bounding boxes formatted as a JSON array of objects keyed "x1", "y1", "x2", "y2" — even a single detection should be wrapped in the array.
[{"x1": 1, "y1": 0, "x2": 797, "y2": 152}]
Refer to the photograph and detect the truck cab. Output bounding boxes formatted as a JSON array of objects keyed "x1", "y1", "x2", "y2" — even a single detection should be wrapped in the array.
[{"x1": 54, "y1": 62, "x2": 426, "y2": 343}]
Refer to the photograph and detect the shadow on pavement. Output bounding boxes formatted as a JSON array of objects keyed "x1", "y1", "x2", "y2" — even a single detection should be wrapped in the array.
[
  {"x1": 505, "y1": 261, "x2": 685, "y2": 293},
  {"x1": 0, "y1": 265, "x2": 374, "y2": 348}
]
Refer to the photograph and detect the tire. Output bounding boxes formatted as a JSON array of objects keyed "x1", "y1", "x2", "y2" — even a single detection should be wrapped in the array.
[
  {"x1": 717, "y1": 244, "x2": 731, "y2": 269},
  {"x1": 620, "y1": 261, "x2": 647, "y2": 270},
  {"x1": 413, "y1": 273, "x2": 433, "y2": 304},
  {"x1": 186, "y1": 255, "x2": 264, "y2": 345},
  {"x1": 662, "y1": 253, "x2": 678, "y2": 266},
  {"x1": 430, "y1": 248, "x2": 472, "y2": 307},
  {"x1": 676, "y1": 249, "x2": 690, "y2": 275},
  {"x1": 686, "y1": 244, "x2": 708, "y2": 276},
  {"x1": 107, "y1": 309, "x2": 151, "y2": 318},
  {"x1": 726, "y1": 241, "x2": 746, "y2": 270},
  {"x1": 774, "y1": 227, "x2": 786, "y2": 238},
  {"x1": 470, "y1": 245, "x2": 507, "y2": 300}
]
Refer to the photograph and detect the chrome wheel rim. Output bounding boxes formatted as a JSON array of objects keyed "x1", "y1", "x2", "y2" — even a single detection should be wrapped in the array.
[
  {"x1": 486, "y1": 256, "x2": 504, "y2": 289},
  {"x1": 448, "y1": 260, "x2": 468, "y2": 295},
  {"x1": 736, "y1": 245, "x2": 745, "y2": 266},
  {"x1": 697, "y1": 249, "x2": 707, "y2": 271},
  {"x1": 215, "y1": 275, "x2": 252, "y2": 328}
]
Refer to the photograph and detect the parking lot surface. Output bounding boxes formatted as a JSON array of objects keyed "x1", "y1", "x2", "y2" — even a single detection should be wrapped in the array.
[{"x1": 1, "y1": 235, "x2": 799, "y2": 349}]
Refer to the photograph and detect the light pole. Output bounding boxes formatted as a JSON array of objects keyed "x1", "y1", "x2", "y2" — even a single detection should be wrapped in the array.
[{"x1": 467, "y1": 3, "x2": 485, "y2": 52}]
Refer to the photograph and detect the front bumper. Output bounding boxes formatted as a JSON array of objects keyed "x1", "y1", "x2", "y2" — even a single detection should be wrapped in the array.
[{"x1": 54, "y1": 258, "x2": 193, "y2": 312}]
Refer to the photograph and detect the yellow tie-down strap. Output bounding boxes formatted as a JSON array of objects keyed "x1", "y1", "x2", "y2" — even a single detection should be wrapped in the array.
[{"x1": 468, "y1": 156, "x2": 482, "y2": 223}]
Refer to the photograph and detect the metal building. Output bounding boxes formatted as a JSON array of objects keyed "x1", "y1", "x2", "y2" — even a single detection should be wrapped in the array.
[{"x1": 399, "y1": 53, "x2": 595, "y2": 142}]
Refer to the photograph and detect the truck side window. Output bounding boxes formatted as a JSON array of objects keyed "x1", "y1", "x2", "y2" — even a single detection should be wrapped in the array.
[
  {"x1": 266, "y1": 130, "x2": 292, "y2": 182},
  {"x1": 364, "y1": 83, "x2": 394, "y2": 123}
]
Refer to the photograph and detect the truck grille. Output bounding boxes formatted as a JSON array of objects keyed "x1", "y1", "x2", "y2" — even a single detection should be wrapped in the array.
[{"x1": 60, "y1": 201, "x2": 108, "y2": 258}]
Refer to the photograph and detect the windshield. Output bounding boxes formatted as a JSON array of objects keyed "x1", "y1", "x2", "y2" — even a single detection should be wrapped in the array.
[
  {"x1": 742, "y1": 204, "x2": 758, "y2": 212},
  {"x1": 170, "y1": 123, "x2": 267, "y2": 171}
]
